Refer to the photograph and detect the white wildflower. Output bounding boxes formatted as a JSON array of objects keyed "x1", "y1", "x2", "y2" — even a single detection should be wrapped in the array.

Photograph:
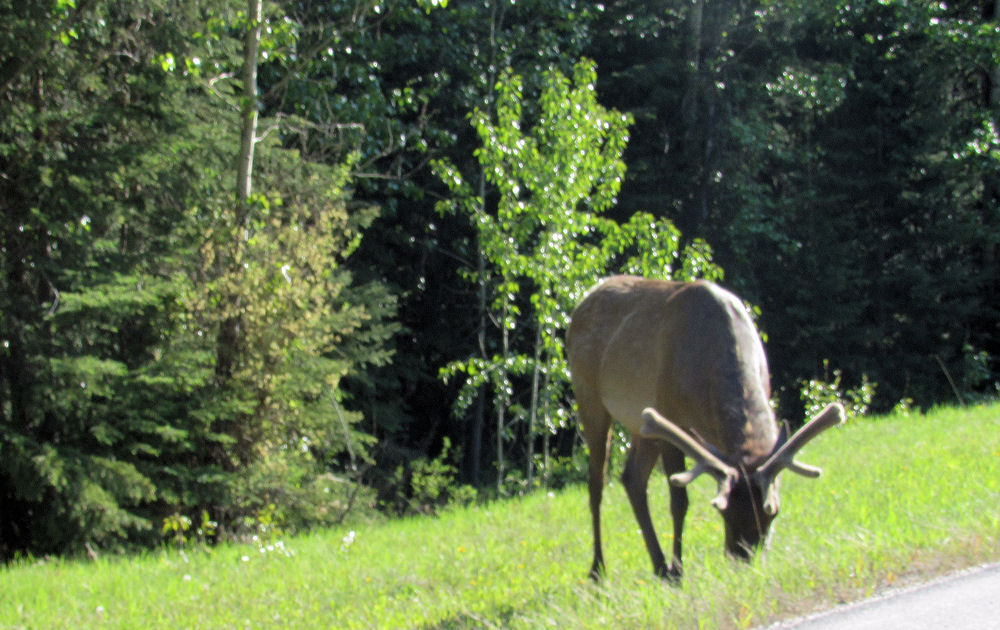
[{"x1": 342, "y1": 530, "x2": 356, "y2": 549}]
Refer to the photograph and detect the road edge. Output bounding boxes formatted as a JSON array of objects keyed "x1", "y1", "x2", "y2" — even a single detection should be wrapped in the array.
[{"x1": 759, "y1": 561, "x2": 1000, "y2": 629}]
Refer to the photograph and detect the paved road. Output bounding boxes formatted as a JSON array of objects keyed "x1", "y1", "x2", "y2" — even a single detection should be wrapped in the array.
[{"x1": 765, "y1": 563, "x2": 1000, "y2": 630}]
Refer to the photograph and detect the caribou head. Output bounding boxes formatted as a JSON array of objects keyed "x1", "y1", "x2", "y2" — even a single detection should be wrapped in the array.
[{"x1": 641, "y1": 403, "x2": 845, "y2": 559}]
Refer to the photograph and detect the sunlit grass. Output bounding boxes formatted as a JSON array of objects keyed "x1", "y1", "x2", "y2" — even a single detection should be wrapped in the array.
[{"x1": 2, "y1": 403, "x2": 999, "y2": 629}]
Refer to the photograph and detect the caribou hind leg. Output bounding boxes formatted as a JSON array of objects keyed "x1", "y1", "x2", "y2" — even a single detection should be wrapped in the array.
[{"x1": 581, "y1": 406, "x2": 613, "y2": 581}]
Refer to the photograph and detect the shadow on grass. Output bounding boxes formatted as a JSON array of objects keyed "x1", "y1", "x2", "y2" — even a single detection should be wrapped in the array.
[{"x1": 419, "y1": 604, "x2": 520, "y2": 630}]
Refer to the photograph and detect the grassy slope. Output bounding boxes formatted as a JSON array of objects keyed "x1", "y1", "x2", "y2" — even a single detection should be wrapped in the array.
[{"x1": 2, "y1": 403, "x2": 999, "y2": 629}]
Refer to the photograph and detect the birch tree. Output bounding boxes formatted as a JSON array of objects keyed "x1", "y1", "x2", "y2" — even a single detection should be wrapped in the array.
[{"x1": 436, "y1": 60, "x2": 722, "y2": 491}]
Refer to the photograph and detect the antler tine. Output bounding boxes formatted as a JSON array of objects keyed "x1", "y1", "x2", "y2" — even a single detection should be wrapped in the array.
[
  {"x1": 641, "y1": 408, "x2": 739, "y2": 510},
  {"x1": 759, "y1": 403, "x2": 845, "y2": 479},
  {"x1": 641, "y1": 408, "x2": 734, "y2": 476}
]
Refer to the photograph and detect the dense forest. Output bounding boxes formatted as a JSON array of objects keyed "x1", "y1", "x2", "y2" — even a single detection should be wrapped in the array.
[{"x1": 2, "y1": 0, "x2": 998, "y2": 560}]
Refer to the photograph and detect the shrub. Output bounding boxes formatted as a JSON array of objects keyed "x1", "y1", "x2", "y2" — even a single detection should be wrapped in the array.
[
  {"x1": 799, "y1": 359, "x2": 876, "y2": 420},
  {"x1": 385, "y1": 438, "x2": 477, "y2": 515}
]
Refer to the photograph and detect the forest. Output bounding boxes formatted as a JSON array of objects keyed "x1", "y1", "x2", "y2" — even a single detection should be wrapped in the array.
[{"x1": 2, "y1": 0, "x2": 998, "y2": 560}]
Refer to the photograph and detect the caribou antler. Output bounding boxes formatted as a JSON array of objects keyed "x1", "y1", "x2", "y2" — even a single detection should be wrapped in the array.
[
  {"x1": 758, "y1": 403, "x2": 845, "y2": 480},
  {"x1": 754, "y1": 403, "x2": 846, "y2": 515},
  {"x1": 641, "y1": 408, "x2": 739, "y2": 510}
]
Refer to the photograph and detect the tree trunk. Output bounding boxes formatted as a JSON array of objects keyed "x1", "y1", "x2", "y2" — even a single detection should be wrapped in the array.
[
  {"x1": 680, "y1": 0, "x2": 706, "y2": 237},
  {"x1": 215, "y1": 0, "x2": 261, "y2": 391},
  {"x1": 526, "y1": 326, "x2": 542, "y2": 486},
  {"x1": 236, "y1": 0, "x2": 262, "y2": 224},
  {"x1": 993, "y1": 0, "x2": 1000, "y2": 108},
  {"x1": 496, "y1": 282, "x2": 510, "y2": 493},
  {"x1": 465, "y1": 182, "x2": 487, "y2": 484}
]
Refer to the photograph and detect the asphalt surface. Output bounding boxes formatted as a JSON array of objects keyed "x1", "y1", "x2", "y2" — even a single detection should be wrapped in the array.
[{"x1": 764, "y1": 562, "x2": 1000, "y2": 630}]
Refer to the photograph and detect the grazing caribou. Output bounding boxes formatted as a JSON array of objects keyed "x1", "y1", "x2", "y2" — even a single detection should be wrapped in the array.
[{"x1": 566, "y1": 275, "x2": 844, "y2": 580}]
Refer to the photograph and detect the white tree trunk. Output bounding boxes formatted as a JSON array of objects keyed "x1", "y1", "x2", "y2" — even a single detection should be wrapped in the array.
[{"x1": 237, "y1": 0, "x2": 262, "y2": 217}]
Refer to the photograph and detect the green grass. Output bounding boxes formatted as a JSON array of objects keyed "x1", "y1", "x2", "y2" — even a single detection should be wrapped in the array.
[{"x1": 3, "y1": 403, "x2": 1000, "y2": 629}]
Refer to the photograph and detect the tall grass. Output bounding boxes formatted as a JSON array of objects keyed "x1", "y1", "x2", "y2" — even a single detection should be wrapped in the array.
[{"x1": 2, "y1": 403, "x2": 999, "y2": 629}]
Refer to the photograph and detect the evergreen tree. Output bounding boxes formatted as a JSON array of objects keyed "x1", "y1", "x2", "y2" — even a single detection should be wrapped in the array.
[
  {"x1": 587, "y1": 0, "x2": 1000, "y2": 412},
  {"x1": 0, "y1": 0, "x2": 213, "y2": 556},
  {"x1": 740, "y1": 1, "x2": 1000, "y2": 409},
  {"x1": 0, "y1": 0, "x2": 398, "y2": 558}
]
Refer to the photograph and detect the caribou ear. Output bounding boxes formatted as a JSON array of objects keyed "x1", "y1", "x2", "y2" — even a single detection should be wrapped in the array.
[{"x1": 775, "y1": 419, "x2": 789, "y2": 449}]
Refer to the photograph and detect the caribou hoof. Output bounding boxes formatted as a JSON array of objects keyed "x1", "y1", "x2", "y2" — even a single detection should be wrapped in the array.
[
  {"x1": 589, "y1": 562, "x2": 605, "y2": 583},
  {"x1": 656, "y1": 562, "x2": 683, "y2": 585}
]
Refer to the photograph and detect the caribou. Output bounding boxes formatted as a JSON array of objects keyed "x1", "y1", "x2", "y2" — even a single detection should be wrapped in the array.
[{"x1": 566, "y1": 275, "x2": 844, "y2": 580}]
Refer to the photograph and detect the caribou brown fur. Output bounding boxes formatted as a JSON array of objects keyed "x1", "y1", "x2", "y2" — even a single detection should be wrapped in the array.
[{"x1": 566, "y1": 275, "x2": 844, "y2": 580}]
